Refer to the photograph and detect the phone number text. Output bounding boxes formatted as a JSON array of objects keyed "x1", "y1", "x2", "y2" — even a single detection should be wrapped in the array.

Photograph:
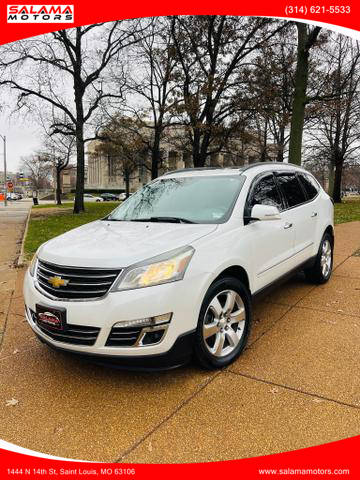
[{"x1": 285, "y1": 5, "x2": 351, "y2": 15}]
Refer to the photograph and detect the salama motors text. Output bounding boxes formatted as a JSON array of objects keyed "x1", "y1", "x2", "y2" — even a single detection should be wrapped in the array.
[{"x1": 7, "y1": 5, "x2": 74, "y2": 23}]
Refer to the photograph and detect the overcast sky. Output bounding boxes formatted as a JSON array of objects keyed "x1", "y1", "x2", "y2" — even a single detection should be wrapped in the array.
[{"x1": 0, "y1": 111, "x2": 41, "y2": 173}]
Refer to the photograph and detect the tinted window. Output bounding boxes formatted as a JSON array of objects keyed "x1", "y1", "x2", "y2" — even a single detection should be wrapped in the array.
[
  {"x1": 248, "y1": 175, "x2": 283, "y2": 211},
  {"x1": 299, "y1": 174, "x2": 319, "y2": 200},
  {"x1": 276, "y1": 174, "x2": 306, "y2": 208}
]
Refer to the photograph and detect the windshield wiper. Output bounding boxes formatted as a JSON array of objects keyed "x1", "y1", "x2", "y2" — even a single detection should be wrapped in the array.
[{"x1": 130, "y1": 216, "x2": 197, "y2": 224}]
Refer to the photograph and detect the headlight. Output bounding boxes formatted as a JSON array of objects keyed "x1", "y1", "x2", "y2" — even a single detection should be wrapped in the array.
[
  {"x1": 29, "y1": 253, "x2": 38, "y2": 277},
  {"x1": 112, "y1": 246, "x2": 195, "y2": 291}
]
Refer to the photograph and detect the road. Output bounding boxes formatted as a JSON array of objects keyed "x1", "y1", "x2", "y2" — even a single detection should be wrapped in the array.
[{"x1": 0, "y1": 199, "x2": 32, "y2": 225}]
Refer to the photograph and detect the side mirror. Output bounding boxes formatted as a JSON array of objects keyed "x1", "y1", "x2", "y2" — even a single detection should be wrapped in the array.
[{"x1": 250, "y1": 204, "x2": 281, "y2": 221}]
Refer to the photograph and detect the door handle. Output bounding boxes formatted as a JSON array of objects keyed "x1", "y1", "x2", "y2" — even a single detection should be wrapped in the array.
[
  {"x1": 311, "y1": 212, "x2": 318, "y2": 217},
  {"x1": 284, "y1": 222, "x2": 293, "y2": 229}
]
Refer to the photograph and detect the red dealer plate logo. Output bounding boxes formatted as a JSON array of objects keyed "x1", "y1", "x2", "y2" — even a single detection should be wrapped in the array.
[{"x1": 37, "y1": 311, "x2": 63, "y2": 330}]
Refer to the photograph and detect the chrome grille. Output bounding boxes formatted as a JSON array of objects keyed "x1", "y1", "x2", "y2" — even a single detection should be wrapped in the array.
[
  {"x1": 29, "y1": 308, "x2": 100, "y2": 346},
  {"x1": 36, "y1": 260, "x2": 121, "y2": 300},
  {"x1": 38, "y1": 323, "x2": 100, "y2": 346},
  {"x1": 105, "y1": 326, "x2": 143, "y2": 347}
]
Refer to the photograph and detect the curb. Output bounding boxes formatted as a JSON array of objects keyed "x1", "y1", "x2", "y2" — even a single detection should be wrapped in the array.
[{"x1": 16, "y1": 206, "x2": 31, "y2": 268}]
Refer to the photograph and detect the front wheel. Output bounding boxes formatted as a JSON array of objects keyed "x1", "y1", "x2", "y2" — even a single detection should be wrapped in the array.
[
  {"x1": 194, "y1": 277, "x2": 252, "y2": 369},
  {"x1": 304, "y1": 233, "x2": 333, "y2": 284}
]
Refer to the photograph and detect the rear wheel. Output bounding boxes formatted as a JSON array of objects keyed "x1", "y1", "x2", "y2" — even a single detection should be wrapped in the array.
[
  {"x1": 304, "y1": 233, "x2": 333, "y2": 284},
  {"x1": 194, "y1": 277, "x2": 252, "y2": 369}
]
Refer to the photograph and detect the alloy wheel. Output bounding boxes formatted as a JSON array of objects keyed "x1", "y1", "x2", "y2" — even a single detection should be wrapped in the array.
[
  {"x1": 202, "y1": 289, "x2": 246, "y2": 358},
  {"x1": 320, "y1": 239, "x2": 332, "y2": 278}
]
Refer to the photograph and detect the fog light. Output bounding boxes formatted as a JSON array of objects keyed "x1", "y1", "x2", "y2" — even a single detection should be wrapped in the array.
[
  {"x1": 113, "y1": 313, "x2": 172, "y2": 329},
  {"x1": 142, "y1": 329, "x2": 166, "y2": 345}
]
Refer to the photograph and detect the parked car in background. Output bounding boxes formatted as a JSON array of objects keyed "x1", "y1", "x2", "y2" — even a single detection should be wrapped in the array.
[
  {"x1": 100, "y1": 193, "x2": 119, "y2": 201},
  {"x1": 119, "y1": 193, "x2": 133, "y2": 200},
  {"x1": 7, "y1": 192, "x2": 20, "y2": 200},
  {"x1": 74, "y1": 194, "x2": 104, "y2": 202},
  {"x1": 24, "y1": 163, "x2": 334, "y2": 370}
]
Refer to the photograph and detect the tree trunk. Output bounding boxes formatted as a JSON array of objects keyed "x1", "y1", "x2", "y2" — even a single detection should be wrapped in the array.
[
  {"x1": 56, "y1": 168, "x2": 62, "y2": 205},
  {"x1": 192, "y1": 131, "x2": 203, "y2": 167},
  {"x1": 125, "y1": 171, "x2": 130, "y2": 198},
  {"x1": 276, "y1": 147, "x2": 284, "y2": 162},
  {"x1": 276, "y1": 125, "x2": 285, "y2": 162},
  {"x1": 261, "y1": 119, "x2": 268, "y2": 162},
  {"x1": 73, "y1": 72, "x2": 85, "y2": 214},
  {"x1": 289, "y1": 24, "x2": 321, "y2": 166},
  {"x1": 73, "y1": 121, "x2": 85, "y2": 214},
  {"x1": 328, "y1": 161, "x2": 335, "y2": 196},
  {"x1": 288, "y1": 24, "x2": 309, "y2": 166},
  {"x1": 151, "y1": 131, "x2": 161, "y2": 179},
  {"x1": 73, "y1": 31, "x2": 85, "y2": 215},
  {"x1": 332, "y1": 159, "x2": 343, "y2": 203},
  {"x1": 199, "y1": 131, "x2": 211, "y2": 167}
]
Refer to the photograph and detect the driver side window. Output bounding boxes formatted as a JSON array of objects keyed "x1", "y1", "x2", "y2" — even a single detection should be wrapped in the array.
[{"x1": 248, "y1": 174, "x2": 283, "y2": 211}]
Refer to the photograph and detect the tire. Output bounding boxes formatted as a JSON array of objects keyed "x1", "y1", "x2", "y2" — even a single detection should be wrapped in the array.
[
  {"x1": 304, "y1": 233, "x2": 333, "y2": 284},
  {"x1": 194, "y1": 277, "x2": 252, "y2": 370}
]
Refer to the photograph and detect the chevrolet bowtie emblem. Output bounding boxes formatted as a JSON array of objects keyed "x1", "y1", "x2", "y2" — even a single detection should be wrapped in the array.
[{"x1": 48, "y1": 276, "x2": 69, "y2": 288}]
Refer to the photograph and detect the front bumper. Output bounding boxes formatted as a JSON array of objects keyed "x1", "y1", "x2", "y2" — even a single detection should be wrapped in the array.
[
  {"x1": 33, "y1": 329, "x2": 196, "y2": 370},
  {"x1": 24, "y1": 269, "x2": 205, "y2": 367}
]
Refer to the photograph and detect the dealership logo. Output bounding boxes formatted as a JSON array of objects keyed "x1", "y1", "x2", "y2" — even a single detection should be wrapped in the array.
[
  {"x1": 38, "y1": 311, "x2": 62, "y2": 329},
  {"x1": 7, "y1": 5, "x2": 74, "y2": 23}
]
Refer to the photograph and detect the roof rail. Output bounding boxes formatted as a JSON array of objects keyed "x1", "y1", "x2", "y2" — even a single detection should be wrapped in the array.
[
  {"x1": 162, "y1": 162, "x2": 302, "y2": 177},
  {"x1": 163, "y1": 166, "x2": 241, "y2": 176},
  {"x1": 241, "y1": 161, "x2": 303, "y2": 173}
]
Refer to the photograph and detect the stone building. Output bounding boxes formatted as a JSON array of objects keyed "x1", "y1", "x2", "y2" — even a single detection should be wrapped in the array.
[
  {"x1": 86, "y1": 126, "x2": 277, "y2": 192},
  {"x1": 58, "y1": 165, "x2": 87, "y2": 193},
  {"x1": 60, "y1": 165, "x2": 76, "y2": 193}
]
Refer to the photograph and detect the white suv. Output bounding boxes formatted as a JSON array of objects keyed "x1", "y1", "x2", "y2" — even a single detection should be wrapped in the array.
[{"x1": 24, "y1": 163, "x2": 334, "y2": 370}]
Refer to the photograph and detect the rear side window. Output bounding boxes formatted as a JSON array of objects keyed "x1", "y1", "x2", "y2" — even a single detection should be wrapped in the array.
[
  {"x1": 276, "y1": 174, "x2": 306, "y2": 208},
  {"x1": 299, "y1": 173, "x2": 319, "y2": 200},
  {"x1": 248, "y1": 175, "x2": 283, "y2": 211}
]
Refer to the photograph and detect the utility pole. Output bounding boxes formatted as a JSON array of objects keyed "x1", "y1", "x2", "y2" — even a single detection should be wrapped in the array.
[{"x1": 0, "y1": 135, "x2": 7, "y2": 206}]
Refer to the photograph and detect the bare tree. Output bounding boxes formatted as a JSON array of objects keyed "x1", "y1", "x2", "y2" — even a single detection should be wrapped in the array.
[
  {"x1": 95, "y1": 116, "x2": 147, "y2": 197},
  {"x1": 288, "y1": 22, "x2": 322, "y2": 165},
  {"x1": 21, "y1": 154, "x2": 52, "y2": 195},
  {"x1": 170, "y1": 16, "x2": 286, "y2": 167},
  {"x1": 41, "y1": 134, "x2": 75, "y2": 205},
  {"x1": 123, "y1": 17, "x2": 177, "y2": 179},
  {"x1": 306, "y1": 35, "x2": 360, "y2": 202},
  {"x1": 249, "y1": 27, "x2": 297, "y2": 162},
  {"x1": 0, "y1": 21, "x2": 148, "y2": 213}
]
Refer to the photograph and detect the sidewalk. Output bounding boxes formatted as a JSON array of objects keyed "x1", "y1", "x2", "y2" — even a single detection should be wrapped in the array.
[
  {"x1": 0, "y1": 213, "x2": 359, "y2": 462},
  {"x1": 0, "y1": 200, "x2": 32, "y2": 346}
]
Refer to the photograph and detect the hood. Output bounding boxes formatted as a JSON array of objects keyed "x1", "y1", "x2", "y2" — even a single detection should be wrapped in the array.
[{"x1": 38, "y1": 220, "x2": 217, "y2": 268}]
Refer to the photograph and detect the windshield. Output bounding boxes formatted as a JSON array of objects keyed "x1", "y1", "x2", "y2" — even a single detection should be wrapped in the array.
[{"x1": 106, "y1": 176, "x2": 244, "y2": 224}]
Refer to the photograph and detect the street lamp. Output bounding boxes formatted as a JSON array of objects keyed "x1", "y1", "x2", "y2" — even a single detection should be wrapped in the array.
[{"x1": 0, "y1": 134, "x2": 7, "y2": 207}]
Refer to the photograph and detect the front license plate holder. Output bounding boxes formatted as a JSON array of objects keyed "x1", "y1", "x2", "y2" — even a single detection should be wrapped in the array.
[{"x1": 35, "y1": 304, "x2": 67, "y2": 331}]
